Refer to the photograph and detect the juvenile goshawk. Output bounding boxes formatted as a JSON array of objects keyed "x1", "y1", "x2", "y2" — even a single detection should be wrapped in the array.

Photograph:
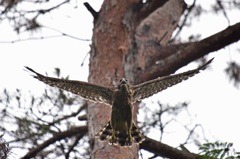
[{"x1": 25, "y1": 58, "x2": 213, "y2": 146}]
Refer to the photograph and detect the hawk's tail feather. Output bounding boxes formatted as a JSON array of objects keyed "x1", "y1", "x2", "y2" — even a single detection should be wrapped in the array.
[
  {"x1": 113, "y1": 132, "x2": 130, "y2": 146},
  {"x1": 131, "y1": 122, "x2": 145, "y2": 143},
  {"x1": 97, "y1": 121, "x2": 145, "y2": 146},
  {"x1": 97, "y1": 122, "x2": 113, "y2": 141}
]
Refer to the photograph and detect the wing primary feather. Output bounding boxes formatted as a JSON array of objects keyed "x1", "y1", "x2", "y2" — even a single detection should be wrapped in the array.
[
  {"x1": 25, "y1": 66, "x2": 113, "y2": 105},
  {"x1": 132, "y1": 58, "x2": 214, "y2": 102}
]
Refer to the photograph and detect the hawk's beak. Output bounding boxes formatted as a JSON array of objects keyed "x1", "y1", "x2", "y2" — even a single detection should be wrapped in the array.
[{"x1": 120, "y1": 78, "x2": 128, "y2": 84}]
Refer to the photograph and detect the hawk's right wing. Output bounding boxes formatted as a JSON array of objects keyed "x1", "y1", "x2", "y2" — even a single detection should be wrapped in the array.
[{"x1": 25, "y1": 67, "x2": 114, "y2": 105}]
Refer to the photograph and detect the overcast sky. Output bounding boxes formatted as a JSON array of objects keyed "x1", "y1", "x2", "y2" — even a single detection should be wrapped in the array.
[{"x1": 0, "y1": 0, "x2": 240, "y2": 158}]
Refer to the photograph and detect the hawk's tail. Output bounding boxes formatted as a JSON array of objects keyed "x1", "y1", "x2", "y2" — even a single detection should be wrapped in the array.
[
  {"x1": 131, "y1": 122, "x2": 145, "y2": 143},
  {"x1": 96, "y1": 121, "x2": 145, "y2": 146},
  {"x1": 97, "y1": 121, "x2": 112, "y2": 142}
]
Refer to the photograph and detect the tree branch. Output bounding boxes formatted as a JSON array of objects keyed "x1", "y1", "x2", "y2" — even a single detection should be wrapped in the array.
[
  {"x1": 21, "y1": 126, "x2": 88, "y2": 159},
  {"x1": 140, "y1": 136, "x2": 200, "y2": 159},
  {"x1": 65, "y1": 134, "x2": 84, "y2": 159},
  {"x1": 172, "y1": 0, "x2": 196, "y2": 39},
  {"x1": 138, "y1": 22, "x2": 240, "y2": 82},
  {"x1": 83, "y1": 2, "x2": 98, "y2": 19},
  {"x1": 49, "y1": 102, "x2": 87, "y2": 126}
]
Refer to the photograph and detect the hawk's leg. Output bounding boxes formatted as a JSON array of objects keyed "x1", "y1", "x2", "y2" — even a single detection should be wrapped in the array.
[
  {"x1": 111, "y1": 129, "x2": 116, "y2": 145},
  {"x1": 128, "y1": 128, "x2": 133, "y2": 145}
]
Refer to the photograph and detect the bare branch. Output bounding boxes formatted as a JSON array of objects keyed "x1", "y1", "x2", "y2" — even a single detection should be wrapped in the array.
[
  {"x1": 138, "y1": 22, "x2": 240, "y2": 82},
  {"x1": 0, "y1": 32, "x2": 90, "y2": 44},
  {"x1": 21, "y1": 126, "x2": 88, "y2": 159},
  {"x1": 83, "y1": 2, "x2": 98, "y2": 19},
  {"x1": 65, "y1": 134, "x2": 84, "y2": 159},
  {"x1": 78, "y1": 114, "x2": 87, "y2": 121},
  {"x1": 27, "y1": 0, "x2": 70, "y2": 15},
  {"x1": 49, "y1": 102, "x2": 87, "y2": 126},
  {"x1": 140, "y1": 136, "x2": 200, "y2": 159},
  {"x1": 172, "y1": 0, "x2": 197, "y2": 40}
]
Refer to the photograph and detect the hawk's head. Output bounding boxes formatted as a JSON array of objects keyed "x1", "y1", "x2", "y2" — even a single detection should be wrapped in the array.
[
  {"x1": 119, "y1": 78, "x2": 128, "y2": 85},
  {"x1": 118, "y1": 78, "x2": 129, "y2": 91}
]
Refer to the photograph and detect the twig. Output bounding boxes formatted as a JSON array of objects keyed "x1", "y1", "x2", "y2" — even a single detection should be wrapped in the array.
[
  {"x1": 83, "y1": 2, "x2": 98, "y2": 19},
  {"x1": 171, "y1": 0, "x2": 197, "y2": 41}
]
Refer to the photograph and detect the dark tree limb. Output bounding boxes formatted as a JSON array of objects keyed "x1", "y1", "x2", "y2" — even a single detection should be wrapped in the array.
[
  {"x1": 36, "y1": 0, "x2": 69, "y2": 15},
  {"x1": 21, "y1": 126, "x2": 88, "y2": 159},
  {"x1": 65, "y1": 134, "x2": 84, "y2": 159},
  {"x1": 138, "y1": 22, "x2": 240, "y2": 83},
  {"x1": 172, "y1": 0, "x2": 197, "y2": 39},
  {"x1": 48, "y1": 102, "x2": 87, "y2": 126},
  {"x1": 140, "y1": 136, "x2": 200, "y2": 159},
  {"x1": 78, "y1": 114, "x2": 87, "y2": 121},
  {"x1": 83, "y1": 2, "x2": 98, "y2": 19}
]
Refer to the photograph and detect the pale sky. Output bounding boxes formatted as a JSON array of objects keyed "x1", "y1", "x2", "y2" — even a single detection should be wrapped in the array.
[{"x1": 0, "y1": 0, "x2": 240, "y2": 158}]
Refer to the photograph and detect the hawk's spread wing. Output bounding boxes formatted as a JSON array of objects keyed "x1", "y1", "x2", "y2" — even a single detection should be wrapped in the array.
[
  {"x1": 25, "y1": 67, "x2": 114, "y2": 105},
  {"x1": 132, "y1": 58, "x2": 213, "y2": 103}
]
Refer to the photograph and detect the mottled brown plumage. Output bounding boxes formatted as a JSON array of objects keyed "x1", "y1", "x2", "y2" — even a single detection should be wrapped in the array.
[{"x1": 25, "y1": 58, "x2": 213, "y2": 146}]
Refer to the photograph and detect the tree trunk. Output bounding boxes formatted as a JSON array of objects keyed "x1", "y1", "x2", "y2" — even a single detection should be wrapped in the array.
[{"x1": 88, "y1": 0, "x2": 185, "y2": 158}]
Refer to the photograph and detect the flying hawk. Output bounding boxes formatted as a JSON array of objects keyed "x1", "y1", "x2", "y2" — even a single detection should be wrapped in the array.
[{"x1": 25, "y1": 58, "x2": 213, "y2": 146}]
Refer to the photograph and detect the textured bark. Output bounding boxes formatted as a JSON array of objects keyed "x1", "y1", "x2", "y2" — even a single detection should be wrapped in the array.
[
  {"x1": 88, "y1": 0, "x2": 139, "y2": 158},
  {"x1": 88, "y1": 0, "x2": 185, "y2": 158},
  {"x1": 125, "y1": 0, "x2": 185, "y2": 84}
]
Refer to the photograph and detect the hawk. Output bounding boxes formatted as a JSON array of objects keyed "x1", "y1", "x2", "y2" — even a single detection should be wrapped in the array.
[{"x1": 25, "y1": 58, "x2": 213, "y2": 146}]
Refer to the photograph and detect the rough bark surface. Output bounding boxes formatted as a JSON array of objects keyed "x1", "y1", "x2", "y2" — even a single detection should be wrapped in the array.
[
  {"x1": 125, "y1": 0, "x2": 185, "y2": 84},
  {"x1": 88, "y1": 0, "x2": 184, "y2": 158},
  {"x1": 88, "y1": 0, "x2": 139, "y2": 158}
]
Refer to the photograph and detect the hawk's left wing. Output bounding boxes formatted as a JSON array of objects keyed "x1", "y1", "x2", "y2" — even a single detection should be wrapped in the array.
[
  {"x1": 25, "y1": 67, "x2": 114, "y2": 105},
  {"x1": 132, "y1": 58, "x2": 213, "y2": 103}
]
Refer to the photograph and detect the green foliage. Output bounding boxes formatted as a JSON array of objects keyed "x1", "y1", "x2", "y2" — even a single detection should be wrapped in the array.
[{"x1": 199, "y1": 141, "x2": 240, "y2": 159}]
